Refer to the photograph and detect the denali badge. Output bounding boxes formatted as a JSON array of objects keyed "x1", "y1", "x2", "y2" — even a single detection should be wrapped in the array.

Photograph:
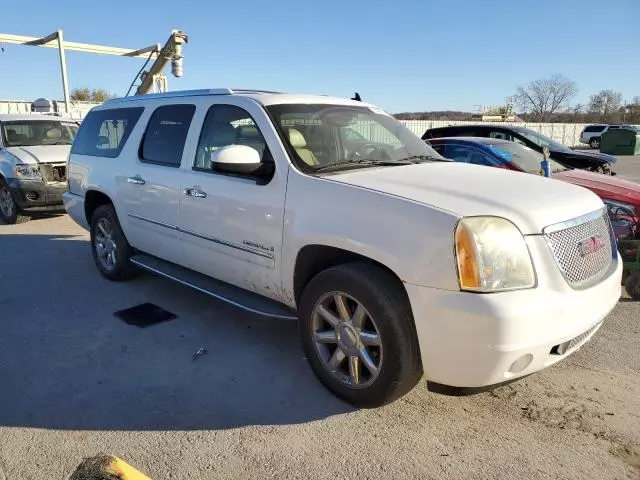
[{"x1": 577, "y1": 235, "x2": 606, "y2": 257}]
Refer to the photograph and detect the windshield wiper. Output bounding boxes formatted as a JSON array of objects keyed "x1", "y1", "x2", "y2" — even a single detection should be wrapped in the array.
[
  {"x1": 313, "y1": 159, "x2": 412, "y2": 173},
  {"x1": 396, "y1": 154, "x2": 449, "y2": 163}
]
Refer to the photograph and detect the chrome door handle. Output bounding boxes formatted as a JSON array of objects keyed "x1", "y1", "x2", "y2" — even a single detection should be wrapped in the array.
[
  {"x1": 184, "y1": 187, "x2": 207, "y2": 198},
  {"x1": 127, "y1": 176, "x2": 145, "y2": 185}
]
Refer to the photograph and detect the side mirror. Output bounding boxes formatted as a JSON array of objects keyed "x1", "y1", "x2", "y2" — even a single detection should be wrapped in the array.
[{"x1": 211, "y1": 145, "x2": 262, "y2": 175}]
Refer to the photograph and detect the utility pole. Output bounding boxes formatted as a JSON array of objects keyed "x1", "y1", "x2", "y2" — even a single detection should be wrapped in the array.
[{"x1": 56, "y1": 30, "x2": 71, "y2": 113}]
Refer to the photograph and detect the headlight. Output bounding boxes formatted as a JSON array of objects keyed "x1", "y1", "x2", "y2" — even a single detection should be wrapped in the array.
[
  {"x1": 455, "y1": 217, "x2": 536, "y2": 292},
  {"x1": 14, "y1": 165, "x2": 42, "y2": 181},
  {"x1": 603, "y1": 199, "x2": 636, "y2": 217}
]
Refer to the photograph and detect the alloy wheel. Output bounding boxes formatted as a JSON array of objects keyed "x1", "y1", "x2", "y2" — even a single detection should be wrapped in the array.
[
  {"x1": 94, "y1": 218, "x2": 118, "y2": 271},
  {"x1": 0, "y1": 187, "x2": 14, "y2": 218},
  {"x1": 311, "y1": 292, "x2": 383, "y2": 389}
]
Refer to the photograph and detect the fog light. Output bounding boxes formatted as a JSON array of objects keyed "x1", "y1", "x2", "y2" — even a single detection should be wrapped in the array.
[
  {"x1": 509, "y1": 354, "x2": 533, "y2": 374},
  {"x1": 26, "y1": 191, "x2": 39, "y2": 201}
]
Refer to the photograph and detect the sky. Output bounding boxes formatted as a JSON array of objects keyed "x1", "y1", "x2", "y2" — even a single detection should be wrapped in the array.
[{"x1": 0, "y1": 0, "x2": 638, "y2": 113}]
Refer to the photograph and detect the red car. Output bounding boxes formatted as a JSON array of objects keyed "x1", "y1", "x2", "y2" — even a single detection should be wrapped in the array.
[{"x1": 427, "y1": 137, "x2": 640, "y2": 240}]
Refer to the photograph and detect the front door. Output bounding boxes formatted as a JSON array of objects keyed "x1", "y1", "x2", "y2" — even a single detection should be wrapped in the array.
[
  {"x1": 177, "y1": 101, "x2": 288, "y2": 302},
  {"x1": 118, "y1": 104, "x2": 196, "y2": 265}
]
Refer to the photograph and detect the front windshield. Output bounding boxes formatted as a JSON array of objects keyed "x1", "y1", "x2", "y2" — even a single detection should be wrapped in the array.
[
  {"x1": 516, "y1": 128, "x2": 570, "y2": 152},
  {"x1": 1, "y1": 120, "x2": 79, "y2": 147},
  {"x1": 265, "y1": 104, "x2": 445, "y2": 172},
  {"x1": 486, "y1": 142, "x2": 568, "y2": 174}
]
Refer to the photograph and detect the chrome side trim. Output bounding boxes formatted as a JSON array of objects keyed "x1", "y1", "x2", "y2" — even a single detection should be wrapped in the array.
[
  {"x1": 128, "y1": 213, "x2": 178, "y2": 231},
  {"x1": 130, "y1": 258, "x2": 298, "y2": 320},
  {"x1": 180, "y1": 227, "x2": 274, "y2": 259},
  {"x1": 128, "y1": 213, "x2": 274, "y2": 259}
]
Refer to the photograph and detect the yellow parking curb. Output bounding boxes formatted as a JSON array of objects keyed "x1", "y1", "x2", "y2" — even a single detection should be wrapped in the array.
[{"x1": 70, "y1": 454, "x2": 151, "y2": 480}]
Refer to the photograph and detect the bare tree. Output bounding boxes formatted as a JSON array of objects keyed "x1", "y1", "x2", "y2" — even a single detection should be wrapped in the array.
[
  {"x1": 514, "y1": 74, "x2": 578, "y2": 121},
  {"x1": 588, "y1": 90, "x2": 622, "y2": 122}
]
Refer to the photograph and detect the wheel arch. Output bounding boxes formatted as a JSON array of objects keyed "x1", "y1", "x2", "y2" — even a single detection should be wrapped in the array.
[
  {"x1": 84, "y1": 189, "x2": 114, "y2": 225},
  {"x1": 292, "y1": 244, "x2": 409, "y2": 308}
]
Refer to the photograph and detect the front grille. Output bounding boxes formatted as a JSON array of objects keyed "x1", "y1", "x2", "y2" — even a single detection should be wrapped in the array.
[
  {"x1": 552, "y1": 321, "x2": 602, "y2": 355},
  {"x1": 543, "y1": 209, "x2": 615, "y2": 288},
  {"x1": 38, "y1": 164, "x2": 66, "y2": 183}
]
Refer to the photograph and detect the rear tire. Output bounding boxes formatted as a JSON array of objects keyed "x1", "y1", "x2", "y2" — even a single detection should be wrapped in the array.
[
  {"x1": 0, "y1": 179, "x2": 30, "y2": 225},
  {"x1": 589, "y1": 137, "x2": 600, "y2": 149},
  {"x1": 625, "y1": 271, "x2": 640, "y2": 300},
  {"x1": 298, "y1": 262, "x2": 422, "y2": 408},
  {"x1": 90, "y1": 204, "x2": 137, "y2": 281}
]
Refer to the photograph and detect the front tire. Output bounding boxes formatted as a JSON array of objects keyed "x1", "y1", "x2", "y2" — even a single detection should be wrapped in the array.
[
  {"x1": 625, "y1": 271, "x2": 640, "y2": 300},
  {"x1": 90, "y1": 204, "x2": 137, "y2": 281},
  {"x1": 0, "y1": 179, "x2": 30, "y2": 225},
  {"x1": 589, "y1": 137, "x2": 600, "y2": 149},
  {"x1": 299, "y1": 263, "x2": 422, "y2": 408}
]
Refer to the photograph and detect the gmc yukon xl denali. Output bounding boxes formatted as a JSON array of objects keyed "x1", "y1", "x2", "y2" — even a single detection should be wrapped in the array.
[{"x1": 63, "y1": 89, "x2": 622, "y2": 407}]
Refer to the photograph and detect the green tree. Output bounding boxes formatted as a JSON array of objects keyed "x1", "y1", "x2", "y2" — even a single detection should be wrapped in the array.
[{"x1": 70, "y1": 88, "x2": 116, "y2": 103}]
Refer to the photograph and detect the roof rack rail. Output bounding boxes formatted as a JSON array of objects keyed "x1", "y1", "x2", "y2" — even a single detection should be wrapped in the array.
[
  {"x1": 105, "y1": 88, "x2": 282, "y2": 104},
  {"x1": 229, "y1": 88, "x2": 283, "y2": 94}
]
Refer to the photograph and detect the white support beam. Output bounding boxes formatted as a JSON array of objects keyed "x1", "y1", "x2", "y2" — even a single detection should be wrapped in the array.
[
  {"x1": 0, "y1": 32, "x2": 160, "y2": 58},
  {"x1": 56, "y1": 30, "x2": 71, "y2": 114}
]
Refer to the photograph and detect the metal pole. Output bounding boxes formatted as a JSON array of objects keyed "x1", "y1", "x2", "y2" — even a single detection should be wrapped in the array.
[{"x1": 57, "y1": 30, "x2": 71, "y2": 115}]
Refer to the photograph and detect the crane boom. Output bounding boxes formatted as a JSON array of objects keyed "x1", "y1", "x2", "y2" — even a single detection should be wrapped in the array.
[{"x1": 135, "y1": 30, "x2": 188, "y2": 95}]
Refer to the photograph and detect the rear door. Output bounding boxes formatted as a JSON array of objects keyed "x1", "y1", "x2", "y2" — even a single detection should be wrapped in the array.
[{"x1": 117, "y1": 104, "x2": 196, "y2": 265}]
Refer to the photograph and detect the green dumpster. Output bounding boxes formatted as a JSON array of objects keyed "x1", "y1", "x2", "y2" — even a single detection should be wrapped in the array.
[{"x1": 600, "y1": 128, "x2": 640, "y2": 155}]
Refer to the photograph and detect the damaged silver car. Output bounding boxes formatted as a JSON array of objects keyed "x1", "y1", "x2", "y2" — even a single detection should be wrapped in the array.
[{"x1": 0, "y1": 114, "x2": 79, "y2": 224}]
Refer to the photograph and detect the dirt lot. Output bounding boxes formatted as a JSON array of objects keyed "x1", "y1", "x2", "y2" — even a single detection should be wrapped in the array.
[{"x1": 0, "y1": 157, "x2": 639, "y2": 480}]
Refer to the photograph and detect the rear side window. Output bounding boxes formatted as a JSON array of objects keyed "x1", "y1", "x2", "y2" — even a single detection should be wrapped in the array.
[
  {"x1": 584, "y1": 125, "x2": 606, "y2": 133},
  {"x1": 140, "y1": 104, "x2": 195, "y2": 167},
  {"x1": 71, "y1": 107, "x2": 144, "y2": 158}
]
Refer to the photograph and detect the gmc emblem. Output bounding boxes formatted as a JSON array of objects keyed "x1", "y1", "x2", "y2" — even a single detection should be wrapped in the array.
[{"x1": 577, "y1": 235, "x2": 606, "y2": 257}]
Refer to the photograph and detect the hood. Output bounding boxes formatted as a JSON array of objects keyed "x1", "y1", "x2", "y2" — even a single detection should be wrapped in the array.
[
  {"x1": 555, "y1": 149, "x2": 618, "y2": 164},
  {"x1": 5, "y1": 145, "x2": 71, "y2": 165},
  {"x1": 555, "y1": 169, "x2": 640, "y2": 207},
  {"x1": 327, "y1": 162, "x2": 604, "y2": 235}
]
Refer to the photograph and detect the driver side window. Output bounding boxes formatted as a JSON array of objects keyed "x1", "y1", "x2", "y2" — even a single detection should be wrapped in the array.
[{"x1": 194, "y1": 104, "x2": 273, "y2": 175}]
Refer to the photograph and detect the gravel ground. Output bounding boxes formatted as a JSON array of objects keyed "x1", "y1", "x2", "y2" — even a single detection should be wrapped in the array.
[{"x1": 0, "y1": 158, "x2": 639, "y2": 480}]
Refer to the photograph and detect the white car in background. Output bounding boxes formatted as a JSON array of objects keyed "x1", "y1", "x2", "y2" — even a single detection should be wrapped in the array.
[
  {"x1": 579, "y1": 124, "x2": 638, "y2": 149},
  {"x1": 64, "y1": 88, "x2": 622, "y2": 407},
  {"x1": 0, "y1": 114, "x2": 79, "y2": 224}
]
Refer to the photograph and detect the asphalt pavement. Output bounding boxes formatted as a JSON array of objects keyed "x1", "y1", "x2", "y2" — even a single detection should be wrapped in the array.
[{"x1": 0, "y1": 157, "x2": 639, "y2": 479}]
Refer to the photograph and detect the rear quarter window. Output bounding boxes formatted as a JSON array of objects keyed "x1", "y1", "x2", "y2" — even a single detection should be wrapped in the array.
[
  {"x1": 71, "y1": 107, "x2": 144, "y2": 158},
  {"x1": 584, "y1": 125, "x2": 606, "y2": 133}
]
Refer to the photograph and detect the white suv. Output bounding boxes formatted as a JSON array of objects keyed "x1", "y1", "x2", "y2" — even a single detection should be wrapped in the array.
[
  {"x1": 64, "y1": 88, "x2": 622, "y2": 407},
  {"x1": 579, "y1": 124, "x2": 636, "y2": 149}
]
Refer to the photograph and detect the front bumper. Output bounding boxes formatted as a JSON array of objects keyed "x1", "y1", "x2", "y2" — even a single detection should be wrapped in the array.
[
  {"x1": 7, "y1": 177, "x2": 67, "y2": 210},
  {"x1": 406, "y1": 245, "x2": 622, "y2": 389}
]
